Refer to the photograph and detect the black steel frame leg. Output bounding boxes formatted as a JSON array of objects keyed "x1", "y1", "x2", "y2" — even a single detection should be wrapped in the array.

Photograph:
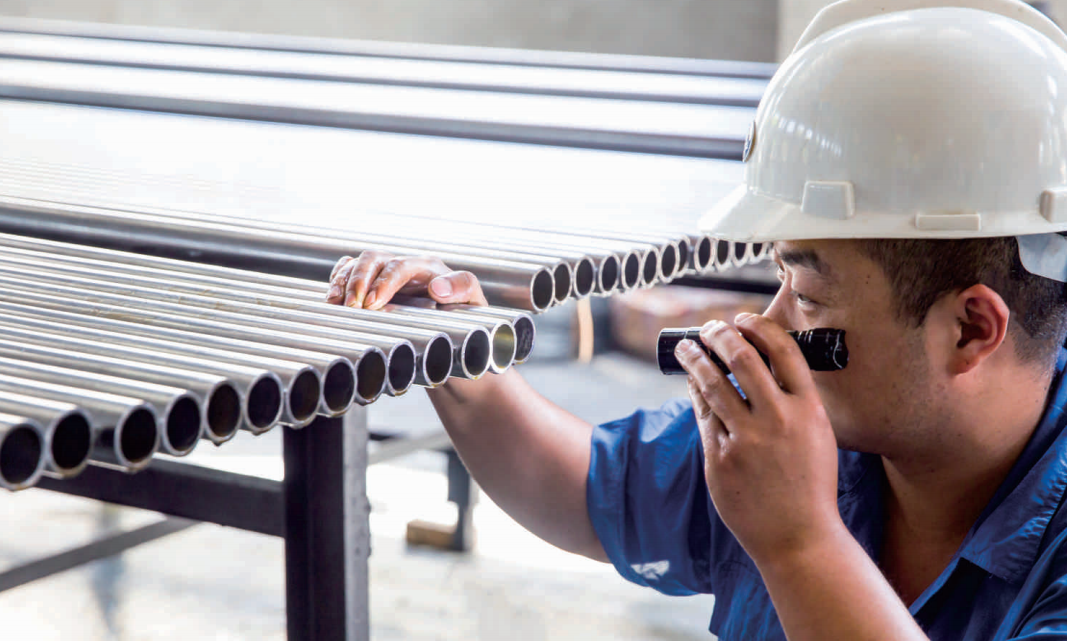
[
  {"x1": 446, "y1": 449, "x2": 479, "y2": 552},
  {"x1": 284, "y1": 409, "x2": 370, "y2": 641}
]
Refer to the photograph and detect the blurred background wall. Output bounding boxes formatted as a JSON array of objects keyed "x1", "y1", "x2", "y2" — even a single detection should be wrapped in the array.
[{"x1": 0, "y1": 0, "x2": 777, "y2": 61}]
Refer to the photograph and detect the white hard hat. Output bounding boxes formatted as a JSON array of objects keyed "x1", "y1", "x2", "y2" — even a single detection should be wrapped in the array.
[{"x1": 700, "y1": 0, "x2": 1067, "y2": 279}]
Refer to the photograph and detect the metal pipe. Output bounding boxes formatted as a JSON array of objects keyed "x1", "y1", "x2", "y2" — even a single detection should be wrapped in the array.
[
  {"x1": 713, "y1": 239, "x2": 733, "y2": 271},
  {"x1": 0, "y1": 275, "x2": 393, "y2": 400},
  {"x1": 0, "y1": 16, "x2": 780, "y2": 80},
  {"x1": 0, "y1": 354, "x2": 202, "y2": 456},
  {"x1": 0, "y1": 373, "x2": 158, "y2": 472},
  {"x1": 0, "y1": 393, "x2": 92, "y2": 477},
  {"x1": 413, "y1": 300, "x2": 538, "y2": 364},
  {"x1": 0, "y1": 412, "x2": 45, "y2": 490},
  {"x1": 0, "y1": 333, "x2": 242, "y2": 444},
  {"x1": 0, "y1": 297, "x2": 344, "y2": 426},
  {"x1": 381, "y1": 304, "x2": 517, "y2": 373},
  {"x1": 691, "y1": 235, "x2": 714, "y2": 272},
  {"x1": 0, "y1": 253, "x2": 480, "y2": 382},
  {"x1": 0, "y1": 196, "x2": 558, "y2": 312}
]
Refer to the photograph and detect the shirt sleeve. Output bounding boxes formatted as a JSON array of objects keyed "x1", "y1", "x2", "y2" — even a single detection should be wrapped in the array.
[{"x1": 586, "y1": 397, "x2": 746, "y2": 596}]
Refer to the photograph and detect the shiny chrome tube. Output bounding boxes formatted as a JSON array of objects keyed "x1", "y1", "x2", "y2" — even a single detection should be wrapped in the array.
[
  {"x1": 0, "y1": 255, "x2": 477, "y2": 382},
  {"x1": 0, "y1": 275, "x2": 391, "y2": 401},
  {"x1": 0, "y1": 332, "x2": 243, "y2": 444},
  {"x1": 402, "y1": 299, "x2": 538, "y2": 364},
  {"x1": 690, "y1": 235, "x2": 714, "y2": 272},
  {"x1": 0, "y1": 392, "x2": 92, "y2": 477},
  {"x1": 0, "y1": 197, "x2": 557, "y2": 311},
  {"x1": 0, "y1": 298, "x2": 341, "y2": 425},
  {"x1": 0, "y1": 412, "x2": 45, "y2": 490},
  {"x1": 381, "y1": 304, "x2": 516, "y2": 373},
  {"x1": 0, "y1": 355, "x2": 201, "y2": 457},
  {"x1": 0, "y1": 235, "x2": 441, "y2": 390},
  {"x1": 0, "y1": 373, "x2": 158, "y2": 472}
]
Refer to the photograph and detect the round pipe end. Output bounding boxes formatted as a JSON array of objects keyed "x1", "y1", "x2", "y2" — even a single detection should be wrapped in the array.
[
  {"x1": 457, "y1": 328, "x2": 492, "y2": 379},
  {"x1": 622, "y1": 253, "x2": 641, "y2": 291},
  {"x1": 512, "y1": 315, "x2": 537, "y2": 364},
  {"x1": 572, "y1": 259, "x2": 595, "y2": 299},
  {"x1": 676, "y1": 239, "x2": 691, "y2": 275},
  {"x1": 47, "y1": 410, "x2": 93, "y2": 477},
  {"x1": 286, "y1": 368, "x2": 323, "y2": 427},
  {"x1": 420, "y1": 334, "x2": 454, "y2": 387},
  {"x1": 354, "y1": 348, "x2": 387, "y2": 405},
  {"x1": 552, "y1": 263, "x2": 573, "y2": 305},
  {"x1": 530, "y1": 269, "x2": 555, "y2": 312},
  {"x1": 383, "y1": 342, "x2": 417, "y2": 397},
  {"x1": 597, "y1": 255, "x2": 620, "y2": 295},
  {"x1": 659, "y1": 245, "x2": 678, "y2": 282},
  {"x1": 321, "y1": 359, "x2": 356, "y2": 416},
  {"x1": 694, "y1": 237, "x2": 714, "y2": 272},
  {"x1": 641, "y1": 250, "x2": 659, "y2": 287},
  {"x1": 161, "y1": 393, "x2": 203, "y2": 456},
  {"x1": 715, "y1": 239, "x2": 732, "y2": 271},
  {"x1": 244, "y1": 373, "x2": 284, "y2": 434},
  {"x1": 489, "y1": 323, "x2": 517, "y2": 373},
  {"x1": 204, "y1": 382, "x2": 242, "y2": 444},
  {"x1": 0, "y1": 420, "x2": 45, "y2": 490},
  {"x1": 116, "y1": 405, "x2": 161, "y2": 472}
]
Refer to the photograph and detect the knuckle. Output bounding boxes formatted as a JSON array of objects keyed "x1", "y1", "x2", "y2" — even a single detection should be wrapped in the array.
[
  {"x1": 699, "y1": 376, "x2": 726, "y2": 399},
  {"x1": 726, "y1": 348, "x2": 760, "y2": 372}
]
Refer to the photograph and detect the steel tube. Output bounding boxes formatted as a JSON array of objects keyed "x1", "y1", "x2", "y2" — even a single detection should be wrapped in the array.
[
  {"x1": 0, "y1": 333, "x2": 242, "y2": 444},
  {"x1": 0, "y1": 393, "x2": 92, "y2": 477},
  {"x1": 0, "y1": 254, "x2": 479, "y2": 382},
  {"x1": 0, "y1": 412, "x2": 45, "y2": 490},
  {"x1": 0, "y1": 275, "x2": 392, "y2": 400},
  {"x1": 0, "y1": 373, "x2": 159, "y2": 471},
  {"x1": 381, "y1": 304, "x2": 516, "y2": 373},
  {"x1": 0, "y1": 197, "x2": 557, "y2": 311},
  {"x1": 389, "y1": 298, "x2": 536, "y2": 365},
  {"x1": 0, "y1": 298, "x2": 339, "y2": 427},
  {"x1": 0, "y1": 354, "x2": 201, "y2": 457}
]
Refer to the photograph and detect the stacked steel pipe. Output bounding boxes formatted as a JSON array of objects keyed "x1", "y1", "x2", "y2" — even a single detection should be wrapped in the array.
[
  {"x1": 0, "y1": 19, "x2": 777, "y2": 490},
  {"x1": 0, "y1": 230, "x2": 536, "y2": 489}
]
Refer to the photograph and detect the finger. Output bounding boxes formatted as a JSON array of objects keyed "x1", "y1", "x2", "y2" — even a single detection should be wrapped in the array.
[
  {"x1": 428, "y1": 271, "x2": 489, "y2": 307},
  {"x1": 674, "y1": 339, "x2": 749, "y2": 425},
  {"x1": 734, "y1": 313, "x2": 816, "y2": 396},
  {"x1": 688, "y1": 376, "x2": 726, "y2": 456},
  {"x1": 364, "y1": 256, "x2": 447, "y2": 310},
  {"x1": 326, "y1": 256, "x2": 355, "y2": 302},
  {"x1": 699, "y1": 320, "x2": 783, "y2": 408},
  {"x1": 343, "y1": 252, "x2": 394, "y2": 308}
]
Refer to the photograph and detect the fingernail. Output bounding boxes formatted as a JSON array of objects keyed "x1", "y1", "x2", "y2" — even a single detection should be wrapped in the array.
[
  {"x1": 675, "y1": 339, "x2": 697, "y2": 358},
  {"x1": 430, "y1": 279, "x2": 452, "y2": 297},
  {"x1": 364, "y1": 292, "x2": 377, "y2": 308},
  {"x1": 327, "y1": 285, "x2": 342, "y2": 300},
  {"x1": 735, "y1": 312, "x2": 755, "y2": 323}
]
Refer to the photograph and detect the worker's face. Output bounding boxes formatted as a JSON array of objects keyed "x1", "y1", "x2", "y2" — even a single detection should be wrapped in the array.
[{"x1": 763, "y1": 240, "x2": 937, "y2": 455}]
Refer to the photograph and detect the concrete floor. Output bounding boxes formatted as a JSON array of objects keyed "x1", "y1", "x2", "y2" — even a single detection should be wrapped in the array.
[{"x1": 0, "y1": 343, "x2": 720, "y2": 640}]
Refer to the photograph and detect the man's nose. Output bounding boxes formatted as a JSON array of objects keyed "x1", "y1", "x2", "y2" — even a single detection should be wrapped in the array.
[{"x1": 762, "y1": 286, "x2": 790, "y2": 328}]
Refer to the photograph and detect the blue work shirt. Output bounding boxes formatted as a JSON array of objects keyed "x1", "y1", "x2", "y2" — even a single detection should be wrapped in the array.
[{"x1": 588, "y1": 349, "x2": 1067, "y2": 640}]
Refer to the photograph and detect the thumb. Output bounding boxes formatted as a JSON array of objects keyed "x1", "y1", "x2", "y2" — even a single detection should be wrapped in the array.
[{"x1": 428, "y1": 271, "x2": 487, "y2": 306}]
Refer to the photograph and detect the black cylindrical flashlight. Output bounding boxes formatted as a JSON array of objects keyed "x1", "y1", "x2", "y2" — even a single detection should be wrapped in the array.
[{"x1": 657, "y1": 327, "x2": 848, "y2": 376}]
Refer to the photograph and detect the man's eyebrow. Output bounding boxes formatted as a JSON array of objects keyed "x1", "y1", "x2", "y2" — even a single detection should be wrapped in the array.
[{"x1": 773, "y1": 246, "x2": 833, "y2": 279}]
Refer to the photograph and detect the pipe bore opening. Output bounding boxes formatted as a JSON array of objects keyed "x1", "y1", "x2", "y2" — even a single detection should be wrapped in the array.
[
  {"x1": 356, "y1": 351, "x2": 387, "y2": 402},
  {"x1": 733, "y1": 242, "x2": 748, "y2": 265},
  {"x1": 600, "y1": 256, "x2": 619, "y2": 293},
  {"x1": 1, "y1": 425, "x2": 41, "y2": 485},
  {"x1": 623, "y1": 254, "x2": 640, "y2": 289},
  {"x1": 677, "y1": 242, "x2": 690, "y2": 272},
  {"x1": 462, "y1": 330, "x2": 492, "y2": 378},
  {"x1": 642, "y1": 252, "x2": 658, "y2": 286},
  {"x1": 120, "y1": 408, "x2": 158, "y2": 465},
  {"x1": 553, "y1": 264, "x2": 572, "y2": 303},
  {"x1": 513, "y1": 317, "x2": 536, "y2": 362},
  {"x1": 51, "y1": 413, "x2": 91, "y2": 472},
  {"x1": 323, "y1": 362, "x2": 356, "y2": 413},
  {"x1": 248, "y1": 377, "x2": 283, "y2": 430},
  {"x1": 696, "y1": 237, "x2": 713, "y2": 271},
  {"x1": 387, "y1": 345, "x2": 416, "y2": 394},
  {"x1": 206, "y1": 384, "x2": 241, "y2": 440},
  {"x1": 425, "y1": 336, "x2": 453, "y2": 385},
  {"x1": 166, "y1": 396, "x2": 202, "y2": 453},
  {"x1": 574, "y1": 260, "x2": 595, "y2": 297},
  {"x1": 289, "y1": 370, "x2": 322, "y2": 423},
  {"x1": 661, "y1": 246, "x2": 678, "y2": 279},
  {"x1": 716, "y1": 240, "x2": 732, "y2": 268},
  {"x1": 491, "y1": 325, "x2": 517, "y2": 371},
  {"x1": 531, "y1": 270, "x2": 554, "y2": 311},
  {"x1": 750, "y1": 243, "x2": 766, "y2": 261}
]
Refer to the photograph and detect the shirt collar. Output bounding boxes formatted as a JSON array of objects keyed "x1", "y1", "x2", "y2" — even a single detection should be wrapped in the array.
[{"x1": 958, "y1": 348, "x2": 1067, "y2": 584}]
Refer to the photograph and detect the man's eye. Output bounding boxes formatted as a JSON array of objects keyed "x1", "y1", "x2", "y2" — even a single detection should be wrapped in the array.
[{"x1": 793, "y1": 291, "x2": 815, "y2": 306}]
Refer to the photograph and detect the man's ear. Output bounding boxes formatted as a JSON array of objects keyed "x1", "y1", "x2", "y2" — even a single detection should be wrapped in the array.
[{"x1": 948, "y1": 284, "x2": 1011, "y2": 375}]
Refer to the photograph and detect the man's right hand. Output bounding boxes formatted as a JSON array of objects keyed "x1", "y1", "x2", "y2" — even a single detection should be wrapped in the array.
[{"x1": 325, "y1": 251, "x2": 489, "y2": 310}]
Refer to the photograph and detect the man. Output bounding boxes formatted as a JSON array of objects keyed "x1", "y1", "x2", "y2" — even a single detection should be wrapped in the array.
[{"x1": 326, "y1": 1, "x2": 1067, "y2": 638}]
